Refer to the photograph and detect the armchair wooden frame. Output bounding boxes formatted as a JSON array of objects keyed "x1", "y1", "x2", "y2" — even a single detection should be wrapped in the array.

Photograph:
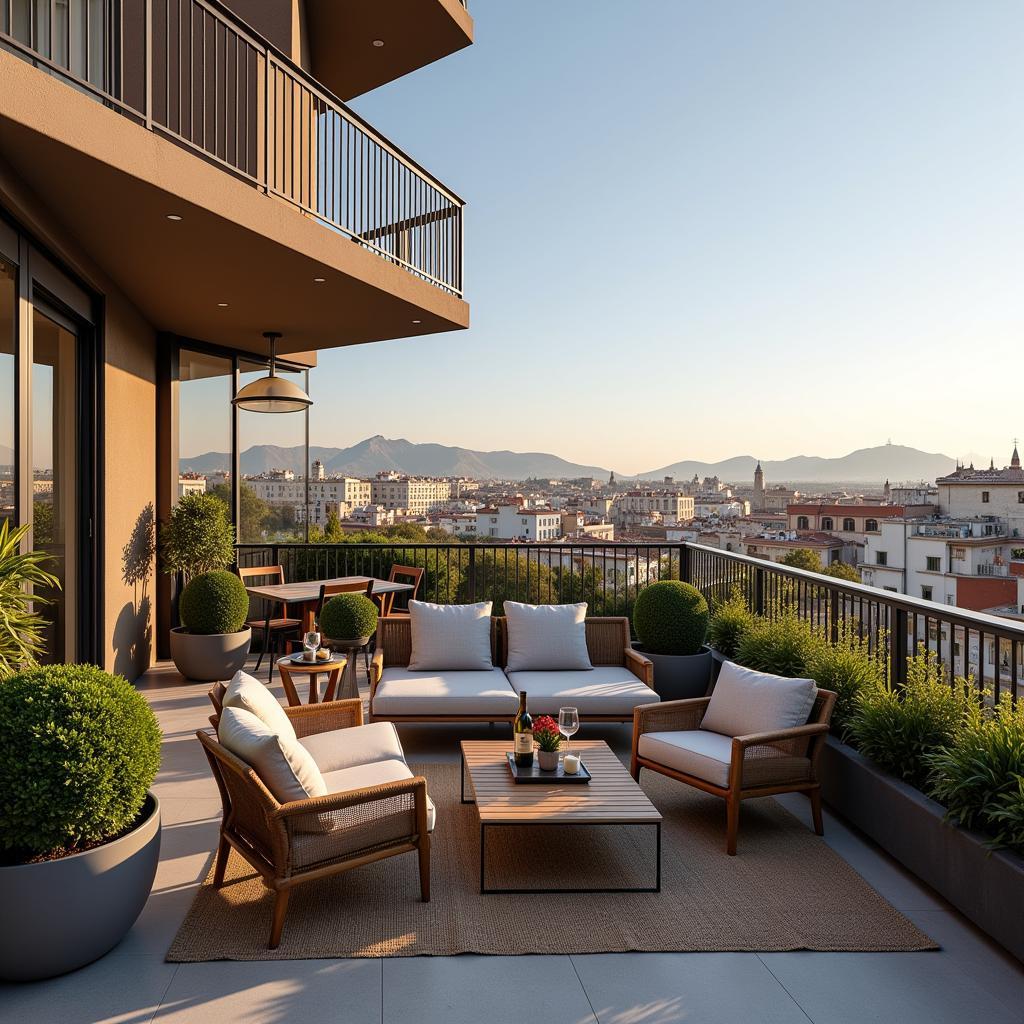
[
  {"x1": 630, "y1": 688, "x2": 836, "y2": 855},
  {"x1": 199, "y1": 691, "x2": 430, "y2": 948},
  {"x1": 367, "y1": 615, "x2": 654, "y2": 725}
]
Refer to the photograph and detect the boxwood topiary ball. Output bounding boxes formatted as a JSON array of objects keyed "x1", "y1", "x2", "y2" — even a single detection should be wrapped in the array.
[
  {"x1": 633, "y1": 579, "x2": 709, "y2": 656},
  {"x1": 320, "y1": 593, "x2": 378, "y2": 643},
  {"x1": 179, "y1": 569, "x2": 250, "y2": 636},
  {"x1": 0, "y1": 665, "x2": 161, "y2": 858}
]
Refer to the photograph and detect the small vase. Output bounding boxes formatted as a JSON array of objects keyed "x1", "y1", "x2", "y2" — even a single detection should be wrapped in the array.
[{"x1": 537, "y1": 749, "x2": 560, "y2": 771}]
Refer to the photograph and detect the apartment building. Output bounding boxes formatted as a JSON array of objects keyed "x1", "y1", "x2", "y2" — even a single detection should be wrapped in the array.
[
  {"x1": 612, "y1": 490, "x2": 695, "y2": 527},
  {"x1": 860, "y1": 516, "x2": 1024, "y2": 613},
  {"x1": 475, "y1": 505, "x2": 562, "y2": 541},
  {"x1": 743, "y1": 532, "x2": 845, "y2": 565},
  {"x1": 370, "y1": 475, "x2": 452, "y2": 514},
  {"x1": 0, "y1": 1, "x2": 472, "y2": 675},
  {"x1": 936, "y1": 448, "x2": 1024, "y2": 537},
  {"x1": 249, "y1": 476, "x2": 371, "y2": 509}
]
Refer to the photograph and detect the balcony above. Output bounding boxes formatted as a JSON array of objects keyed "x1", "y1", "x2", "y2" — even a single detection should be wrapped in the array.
[{"x1": 0, "y1": 0, "x2": 468, "y2": 356}]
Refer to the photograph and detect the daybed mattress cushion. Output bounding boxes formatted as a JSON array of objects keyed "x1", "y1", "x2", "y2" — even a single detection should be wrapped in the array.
[
  {"x1": 299, "y1": 721, "x2": 407, "y2": 774},
  {"x1": 372, "y1": 667, "x2": 519, "y2": 717},
  {"x1": 637, "y1": 730, "x2": 734, "y2": 788},
  {"x1": 505, "y1": 667, "x2": 660, "y2": 715},
  {"x1": 408, "y1": 599, "x2": 494, "y2": 671}
]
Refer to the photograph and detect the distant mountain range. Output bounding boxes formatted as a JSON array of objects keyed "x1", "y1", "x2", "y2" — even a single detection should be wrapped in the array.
[{"x1": 179, "y1": 436, "x2": 958, "y2": 485}]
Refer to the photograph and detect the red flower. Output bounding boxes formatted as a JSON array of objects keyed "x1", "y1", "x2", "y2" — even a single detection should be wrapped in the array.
[{"x1": 533, "y1": 715, "x2": 560, "y2": 738}]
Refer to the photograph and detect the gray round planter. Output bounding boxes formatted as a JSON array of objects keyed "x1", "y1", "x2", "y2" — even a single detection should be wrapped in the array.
[
  {"x1": 638, "y1": 645, "x2": 714, "y2": 700},
  {"x1": 170, "y1": 625, "x2": 251, "y2": 682},
  {"x1": 0, "y1": 793, "x2": 161, "y2": 981}
]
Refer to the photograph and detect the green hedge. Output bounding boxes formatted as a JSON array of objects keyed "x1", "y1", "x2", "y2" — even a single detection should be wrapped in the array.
[
  {"x1": 0, "y1": 665, "x2": 161, "y2": 858},
  {"x1": 179, "y1": 570, "x2": 249, "y2": 635},
  {"x1": 320, "y1": 593, "x2": 378, "y2": 642},
  {"x1": 632, "y1": 580, "x2": 709, "y2": 656}
]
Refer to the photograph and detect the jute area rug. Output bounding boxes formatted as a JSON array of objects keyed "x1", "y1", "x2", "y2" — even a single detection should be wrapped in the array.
[{"x1": 167, "y1": 762, "x2": 935, "y2": 961}]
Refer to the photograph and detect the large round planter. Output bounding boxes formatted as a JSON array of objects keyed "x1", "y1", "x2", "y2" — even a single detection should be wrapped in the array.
[
  {"x1": 0, "y1": 793, "x2": 161, "y2": 981},
  {"x1": 170, "y1": 626, "x2": 251, "y2": 682},
  {"x1": 638, "y1": 645, "x2": 714, "y2": 700},
  {"x1": 708, "y1": 647, "x2": 734, "y2": 687},
  {"x1": 323, "y1": 634, "x2": 372, "y2": 652}
]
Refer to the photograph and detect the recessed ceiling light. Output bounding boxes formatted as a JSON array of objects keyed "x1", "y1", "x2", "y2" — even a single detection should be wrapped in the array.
[
  {"x1": 217, "y1": 302, "x2": 229, "y2": 307},
  {"x1": 313, "y1": 277, "x2": 326, "y2": 283},
  {"x1": 372, "y1": 39, "x2": 385, "y2": 47},
  {"x1": 166, "y1": 214, "x2": 183, "y2": 221},
  {"x1": 412, "y1": 319, "x2": 422, "y2": 324}
]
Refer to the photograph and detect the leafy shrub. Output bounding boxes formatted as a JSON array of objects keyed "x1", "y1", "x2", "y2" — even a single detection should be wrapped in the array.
[
  {"x1": 0, "y1": 520, "x2": 61, "y2": 677},
  {"x1": 632, "y1": 580, "x2": 709, "y2": 656},
  {"x1": 805, "y1": 626, "x2": 885, "y2": 740},
  {"x1": 160, "y1": 493, "x2": 236, "y2": 582},
  {"x1": 320, "y1": 593, "x2": 379, "y2": 642},
  {"x1": 179, "y1": 570, "x2": 249, "y2": 635},
  {"x1": 849, "y1": 649, "x2": 982, "y2": 790},
  {"x1": 706, "y1": 592, "x2": 755, "y2": 659},
  {"x1": 927, "y1": 695, "x2": 1024, "y2": 851},
  {"x1": 0, "y1": 665, "x2": 161, "y2": 858},
  {"x1": 735, "y1": 613, "x2": 820, "y2": 678}
]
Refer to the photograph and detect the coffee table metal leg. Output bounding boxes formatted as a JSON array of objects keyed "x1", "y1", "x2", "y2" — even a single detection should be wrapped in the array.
[{"x1": 460, "y1": 749, "x2": 474, "y2": 805}]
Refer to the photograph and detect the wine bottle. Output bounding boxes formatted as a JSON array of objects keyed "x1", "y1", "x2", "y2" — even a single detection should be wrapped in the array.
[{"x1": 513, "y1": 691, "x2": 534, "y2": 767}]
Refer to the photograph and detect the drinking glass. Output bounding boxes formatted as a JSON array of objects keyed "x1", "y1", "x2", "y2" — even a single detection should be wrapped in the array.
[
  {"x1": 303, "y1": 630, "x2": 321, "y2": 661},
  {"x1": 558, "y1": 706, "x2": 580, "y2": 758}
]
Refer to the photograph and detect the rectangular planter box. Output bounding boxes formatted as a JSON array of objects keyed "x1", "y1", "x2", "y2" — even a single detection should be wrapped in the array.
[{"x1": 821, "y1": 736, "x2": 1024, "y2": 962}]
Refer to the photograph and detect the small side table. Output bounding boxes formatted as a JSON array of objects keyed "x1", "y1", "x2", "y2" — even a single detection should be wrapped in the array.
[{"x1": 276, "y1": 653, "x2": 348, "y2": 707}]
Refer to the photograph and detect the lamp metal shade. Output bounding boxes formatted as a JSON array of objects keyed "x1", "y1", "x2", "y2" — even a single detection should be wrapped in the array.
[{"x1": 232, "y1": 374, "x2": 312, "y2": 413}]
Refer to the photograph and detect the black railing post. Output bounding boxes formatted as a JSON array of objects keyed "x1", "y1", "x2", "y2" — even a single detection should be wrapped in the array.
[
  {"x1": 467, "y1": 544, "x2": 476, "y2": 603},
  {"x1": 830, "y1": 589, "x2": 840, "y2": 645},
  {"x1": 678, "y1": 544, "x2": 691, "y2": 584},
  {"x1": 754, "y1": 566, "x2": 765, "y2": 617},
  {"x1": 890, "y1": 606, "x2": 909, "y2": 689}
]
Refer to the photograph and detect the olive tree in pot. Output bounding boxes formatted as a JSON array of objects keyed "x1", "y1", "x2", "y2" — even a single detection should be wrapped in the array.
[
  {"x1": 170, "y1": 570, "x2": 252, "y2": 681},
  {"x1": 632, "y1": 579, "x2": 712, "y2": 699},
  {"x1": 0, "y1": 665, "x2": 162, "y2": 980}
]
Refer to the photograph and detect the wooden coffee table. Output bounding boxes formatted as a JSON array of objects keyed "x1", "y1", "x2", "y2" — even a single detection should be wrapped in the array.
[{"x1": 459, "y1": 739, "x2": 662, "y2": 894}]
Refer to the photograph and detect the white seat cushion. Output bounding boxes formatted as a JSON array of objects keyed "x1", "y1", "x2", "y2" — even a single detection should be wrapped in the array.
[
  {"x1": 701, "y1": 661, "x2": 816, "y2": 738},
  {"x1": 319, "y1": 759, "x2": 437, "y2": 833},
  {"x1": 217, "y1": 706, "x2": 325, "y2": 803},
  {"x1": 506, "y1": 667, "x2": 660, "y2": 716},
  {"x1": 638, "y1": 730, "x2": 734, "y2": 788},
  {"x1": 504, "y1": 602, "x2": 592, "y2": 671},
  {"x1": 408, "y1": 600, "x2": 493, "y2": 671},
  {"x1": 372, "y1": 667, "x2": 519, "y2": 717},
  {"x1": 299, "y1": 722, "x2": 407, "y2": 774},
  {"x1": 222, "y1": 670, "x2": 296, "y2": 744}
]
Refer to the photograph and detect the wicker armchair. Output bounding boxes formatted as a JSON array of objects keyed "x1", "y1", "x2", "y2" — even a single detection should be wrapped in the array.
[
  {"x1": 631, "y1": 688, "x2": 836, "y2": 855},
  {"x1": 198, "y1": 695, "x2": 431, "y2": 948}
]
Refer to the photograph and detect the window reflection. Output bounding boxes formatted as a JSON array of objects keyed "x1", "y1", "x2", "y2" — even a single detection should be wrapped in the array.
[
  {"x1": 178, "y1": 348, "x2": 232, "y2": 519},
  {"x1": 0, "y1": 261, "x2": 14, "y2": 528}
]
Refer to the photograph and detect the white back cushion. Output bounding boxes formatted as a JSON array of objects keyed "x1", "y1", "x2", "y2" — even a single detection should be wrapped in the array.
[
  {"x1": 504, "y1": 602, "x2": 592, "y2": 672},
  {"x1": 218, "y1": 706, "x2": 325, "y2": 803},
  {"x1": 222, "y1": 670, "x2": 296, "y2": 744},
  {"x1": 408, "y1": 600, "x2": 493, "y2": 671},
  {"x1": 700, "y1": 661, "x2": 816, "y2": 738}
]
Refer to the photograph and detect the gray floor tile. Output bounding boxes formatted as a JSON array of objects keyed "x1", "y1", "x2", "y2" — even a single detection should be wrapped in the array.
[
  {"x1": 759, "y1": 952, "x2": 1021, "y2": 1024},
  {"x1": 571, "y1": 952, "x2": 810, "y2": 1024},
  {"x1": 382, "y1": 955, "x2": 596, "y2": 1024},
  {"x1": 153, "y1": 960, "x2": 382, "y2": 1024},
  {"x1": 0, "y1": 956, "x2": 177, "y2": 1024}
]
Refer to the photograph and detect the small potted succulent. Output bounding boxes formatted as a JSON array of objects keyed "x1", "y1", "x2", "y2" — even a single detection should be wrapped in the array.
[
  {"x1": 319, "y1": 592, "x2": 379, "y2": 649},
  {"x1": 0, "y1": 665, "x2": 162, "y2": 980},
  {"x1": 169, "y1": 569, "x2": 252, "y2": 681},
  {"x1": 632, "y1": 579, "x2": 713, "y2": 700},
  {"x1": 533, "y1": 716, "x2": 562, "y2": 771}
]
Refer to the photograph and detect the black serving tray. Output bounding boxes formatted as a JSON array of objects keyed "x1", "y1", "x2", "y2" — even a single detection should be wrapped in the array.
[{"x1": 506, "y1": 753, "x2": 591, "y2": 784}]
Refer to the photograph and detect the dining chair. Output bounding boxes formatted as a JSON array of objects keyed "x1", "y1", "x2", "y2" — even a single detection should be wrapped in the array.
[
  {"x1": 288, "y1": 579, "x2": 375, "y2": 678},
  {"x1": 377, "y1": 564, "x2": 425, "y2": 616},
  {"x1": 237, "y1": 565, "x2": 302, "y2": 684}
]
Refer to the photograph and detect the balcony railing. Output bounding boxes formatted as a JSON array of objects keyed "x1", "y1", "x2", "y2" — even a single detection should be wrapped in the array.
[
  {"x1": 0, "y1": 0, "x2": 464, "y2": 295},
  {"x1": 236, "y1": 541, "x2": 1024, "y2": 702}
]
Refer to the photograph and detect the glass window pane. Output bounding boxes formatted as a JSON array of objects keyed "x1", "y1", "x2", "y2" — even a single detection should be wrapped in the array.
[
  {"x1": 178, "y1": 348, "x2": 232, "y2": 521},
  {"x1": 32, "y1": 307, "x2": 77, "y2": 663},
  {"x1": 0, "y1": 261, "x2": 14, "y2": 528},
  {"x1": 237, "y1": 359, "x2": 307, "y2": 544}
]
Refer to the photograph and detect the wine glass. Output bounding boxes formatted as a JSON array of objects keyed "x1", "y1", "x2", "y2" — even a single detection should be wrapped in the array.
[
  {"x1": 303, "y1": 629, "x2": 321, "y2": 662},
  {"x1": 558, "y1": 706, "x2": 580, "y2": 759}
]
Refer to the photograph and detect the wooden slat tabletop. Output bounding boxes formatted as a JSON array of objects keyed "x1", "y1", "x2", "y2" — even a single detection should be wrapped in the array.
[
  {"x1": 461, "y1": 740, "x2": 662, "y2": 825},
  {"x1": 244, "y1": 576, "x2": 412, "y2": 603}
]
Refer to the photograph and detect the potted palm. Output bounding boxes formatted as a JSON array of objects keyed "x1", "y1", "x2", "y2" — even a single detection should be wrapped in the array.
[
  {"x1": 0, "y1": 665, "x2": 162, "y2": 980},
  {"x1": 0, "y1": 520, "x2": 60, "y2": 677},
  {"x1": 632, "y1": 579, "x2": 712, "y2": 700},
  {"x1": 170, "y1": 570, "x2": 252, "y2": 681}
]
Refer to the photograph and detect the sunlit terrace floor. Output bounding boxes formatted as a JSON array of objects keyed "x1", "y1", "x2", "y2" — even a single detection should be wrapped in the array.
[{"x1": 3, "y1": 655, "x2": 1024, "y2": 1024}]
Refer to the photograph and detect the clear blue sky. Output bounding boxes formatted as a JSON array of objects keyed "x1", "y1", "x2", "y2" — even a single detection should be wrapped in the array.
[{"x1": 279, "y1": 2, "x2": 1024, "y2": 473}]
